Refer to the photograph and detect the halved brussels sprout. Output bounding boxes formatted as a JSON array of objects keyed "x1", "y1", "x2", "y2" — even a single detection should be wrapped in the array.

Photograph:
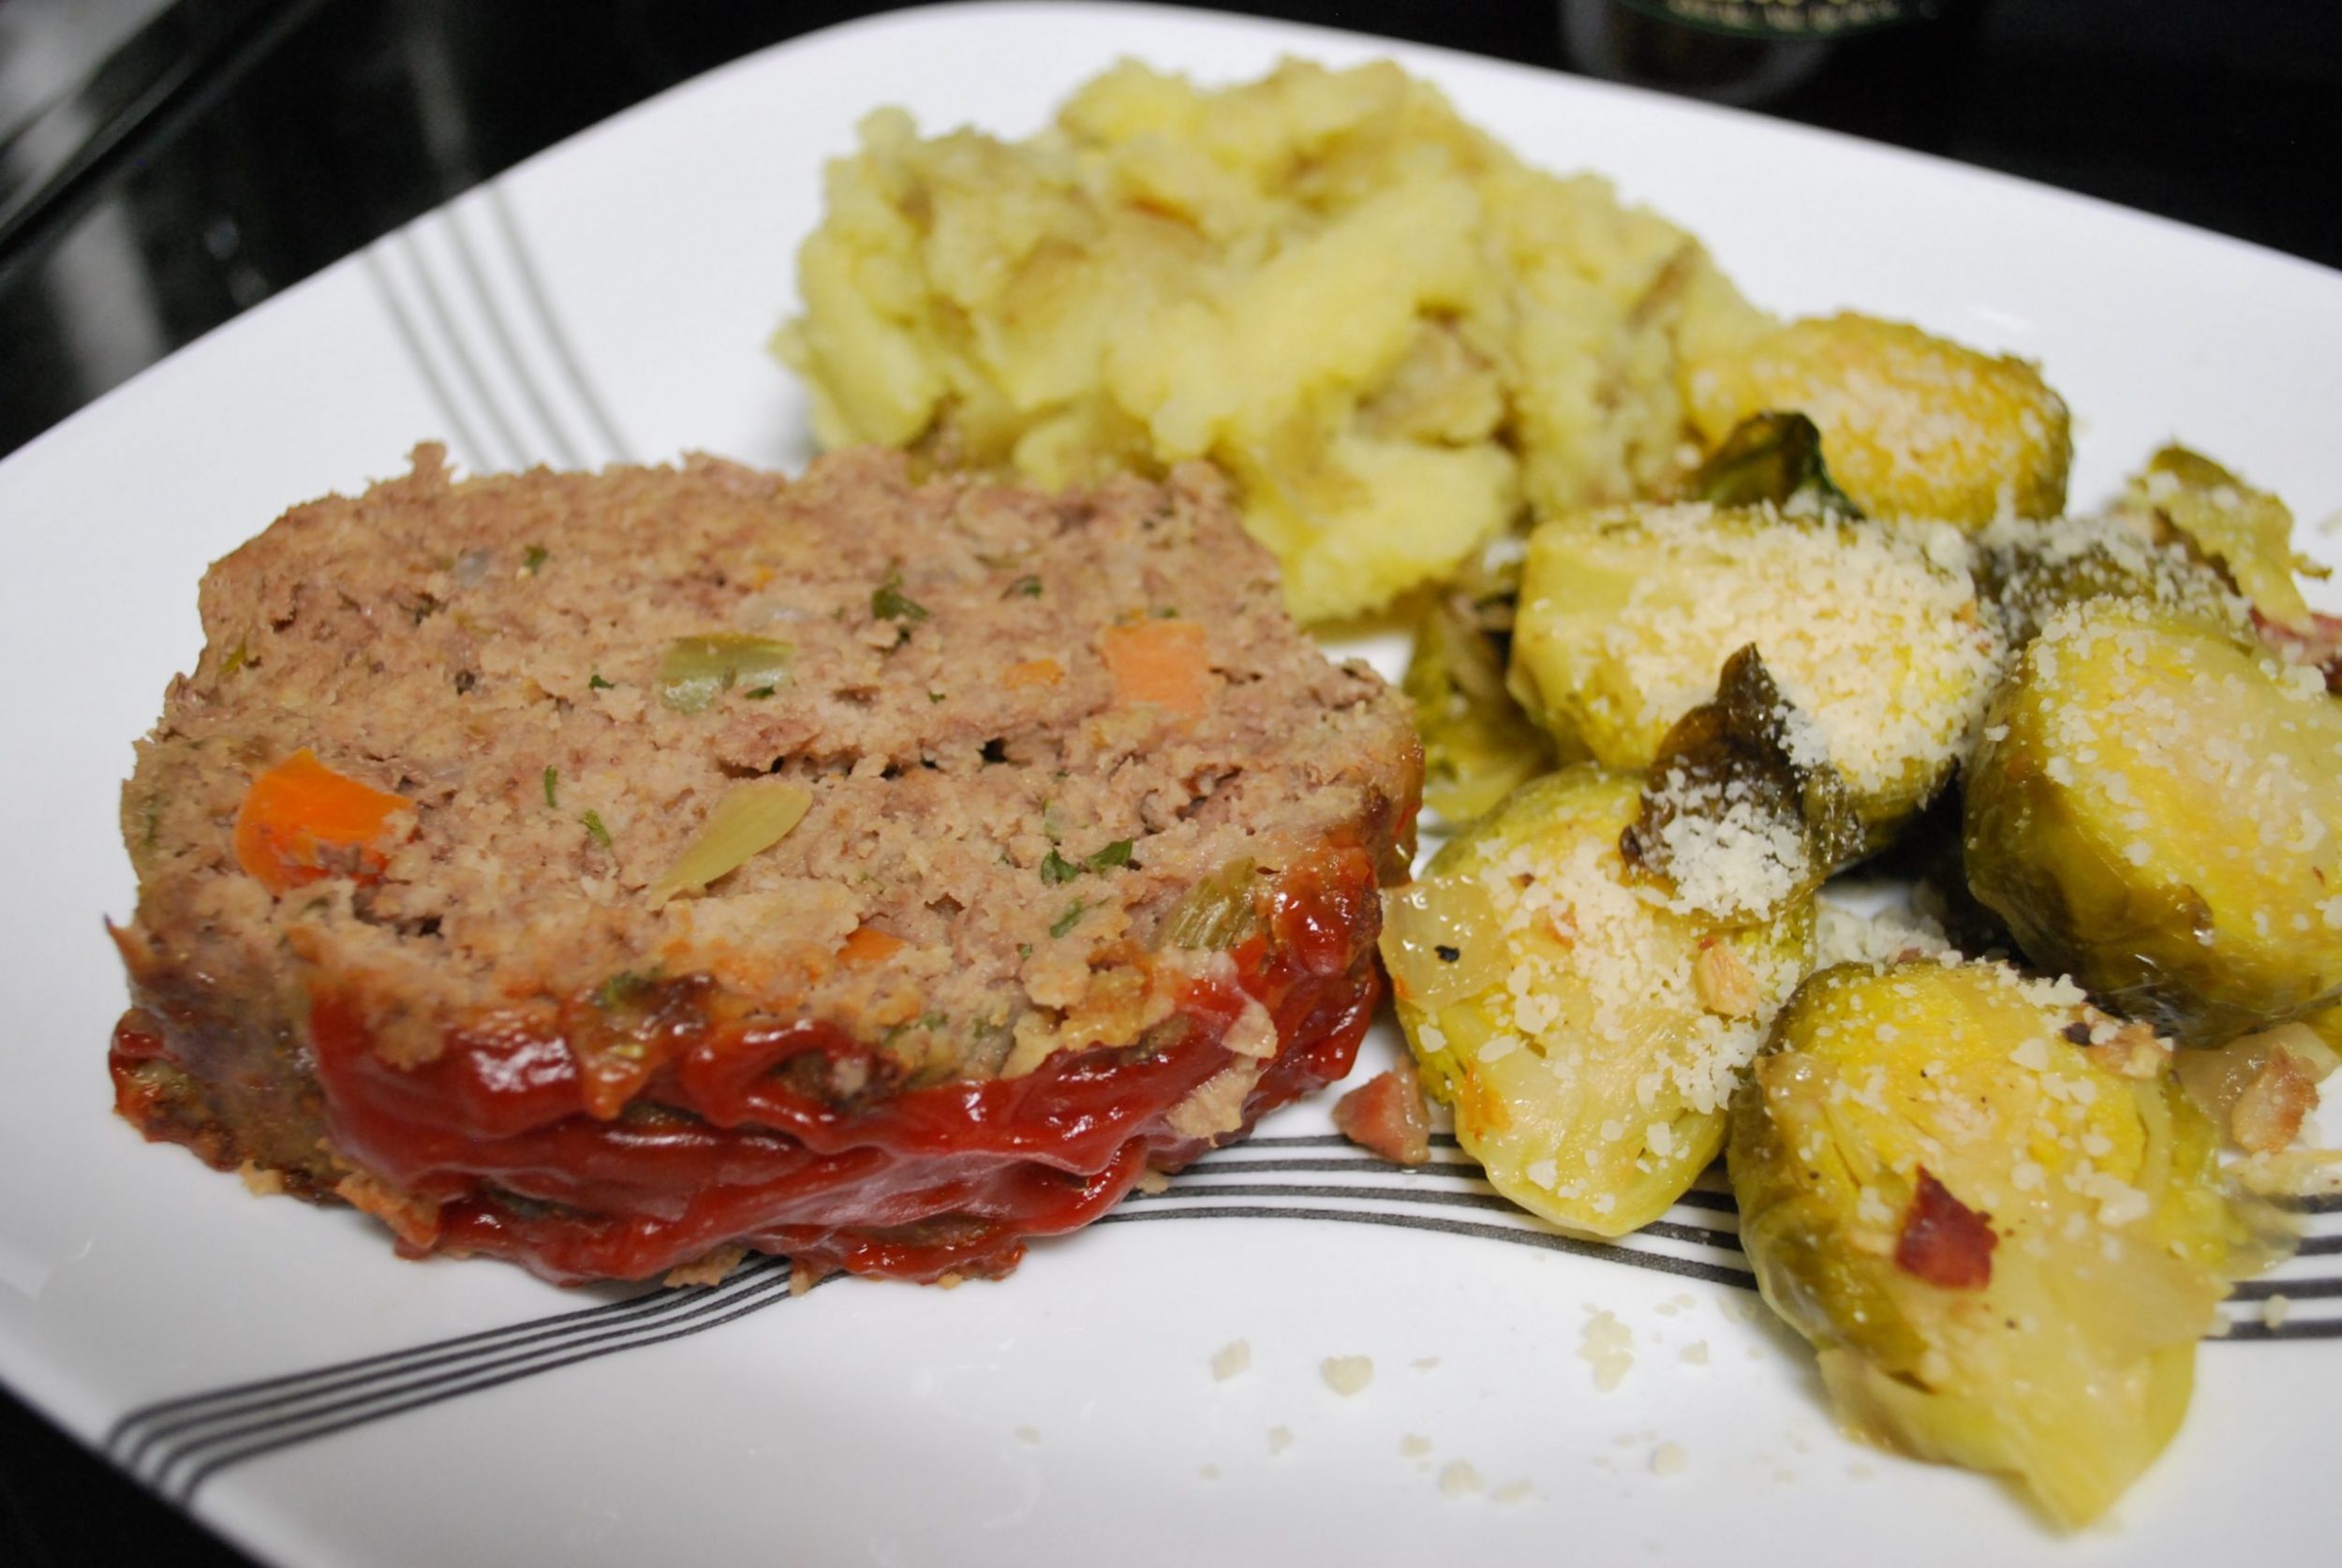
[
  {"x1": 1402, "y1": 543, "x2": 1557, "y2": 824},
  {"x1": 1509, "y1": 503, "x2": 2000, "y2": 845},
  {"x1": 1730, "y1": 958, "x2": 2247, "y2": 1528},
  {"x1": 1964, "y1": 599, "x2": 2342, "y2": 1043},
  {"x1": 1382, "y1": 765, "x2": 1812, "y2": 1235},
  {"x1": 1973, "y1": 508, "x2": 2246, "y2": 650},
  {"x1": 1685, "y1": 313, "x2": 2071, "y2": 525}
]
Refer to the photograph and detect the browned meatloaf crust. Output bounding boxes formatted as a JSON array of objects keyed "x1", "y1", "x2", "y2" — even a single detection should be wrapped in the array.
[{"x1": 110, "y1": 445, "x2": 1420, "y2": 1285}]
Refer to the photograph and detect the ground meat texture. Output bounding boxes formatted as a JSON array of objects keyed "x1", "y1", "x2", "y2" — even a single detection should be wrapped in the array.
[{"x1": 111, "y1": 446, "x2": 1420, "y2": 1285}]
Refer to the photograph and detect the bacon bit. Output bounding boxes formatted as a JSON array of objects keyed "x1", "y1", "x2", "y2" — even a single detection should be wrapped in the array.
[
  {"x1": 1894, "y1": 1168, "x2": 1996, "y2": 1290},
  {"x1": 1001, "y1": 657, "x2": 1064, "y2": 690},
  {"x1": 1692, "y1": 939, "x2": 1761, "y2": 1019},
  {"x1": 1332, "y1": 1057, "x2": 1432, "y2": 1165},
  {"x1": 234, "y1": 748, "x2": 416, "y2": 895},
  {"x1": 2252, "y1": 607, "x2": 2342, "y2": 694},
  {"x1": 2232, "y1": 1047, "x2": 2320, "y2": 1155},
  {"x1": 837, "y1": 924, "x2": 907, "y2": 968},
  {"x1": 1101, "y1": 620, "x2": 1211, "y2": 717},
  {"x1": 2084, "y1": 1019, "x2": 2170, "y2": 1080}
]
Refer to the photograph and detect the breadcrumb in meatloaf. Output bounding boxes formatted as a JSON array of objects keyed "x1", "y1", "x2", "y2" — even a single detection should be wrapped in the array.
[{"x1": 110, "y1": 446, "x2": 1419, "y2": 1285}]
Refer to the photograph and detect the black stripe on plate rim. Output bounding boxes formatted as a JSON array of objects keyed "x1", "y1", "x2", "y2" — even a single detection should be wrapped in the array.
[
  {"x1": 1107, "y1": 1193, "x2": 2342, "y2": 1339},
  {"x1": 1180, "y1": 1155, "x2": 1490, "y2": 1178},
  {"x1": 112, "y1": 1256, "x2": 806, "y2": 1498},
  {"x1": 1131, "y1": 1181, "x2": 1747, "y2": 1253},
  {"x1": 126, "y1": 1258, "x2": 792, "y2": 1481},
  {"x1": 2229, "y1": 1275, "x2": 2342, "y2": 1303},
  {"x1": 154, "y1": 1267, "x2": 811, "y2": 1504},
  {"x1": 107, "y1": 1254, "x2": 784, "y2": 1464},
  {"x1": 2275, "y1": 1191, "x2": 2342, "y2": 1215},
  {"x1": 1208, "y1": 1133, "x2": 1463, "y2": 1151},
  {"x1": 97, "y1": 1170, "x2": 2342, "y2": 1497},
  {"x1": 2214, "y1": 1316, "x2": 2342, "y2": 1342},
  {"x1": 1097, "y1": 1202, "x2": 1759, "y2": 1291}
]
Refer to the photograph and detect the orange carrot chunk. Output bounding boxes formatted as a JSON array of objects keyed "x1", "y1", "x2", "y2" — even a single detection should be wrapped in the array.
[
  {"x1": 837, "y1": 924, "x2": 908, "y2": 968},
  {"x1": 1100, "y1": 620, "x2": 1211, "y2": 717},
  {"x1": 233, "y1": 748, "x2": 415, "y2": 895},
  {"x1": 1000, "y1": 657, "x2": 1063, "y2": 691}
]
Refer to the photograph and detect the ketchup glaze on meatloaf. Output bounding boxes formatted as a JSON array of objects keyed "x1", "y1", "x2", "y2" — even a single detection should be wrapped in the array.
[{"x1": 110, "y1": 446, "x2": 1420, "y2": 1286}]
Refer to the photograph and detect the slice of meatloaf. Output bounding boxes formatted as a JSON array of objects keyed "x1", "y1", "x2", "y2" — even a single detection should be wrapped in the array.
[{"x1": 110, "y1": 446, "x2": 1420, "y2": 1286}]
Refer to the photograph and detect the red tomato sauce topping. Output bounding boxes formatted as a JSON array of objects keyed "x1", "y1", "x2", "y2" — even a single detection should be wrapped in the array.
[{"x1": 115, "y1": 846, "x2": 1386, "y2": 1286}]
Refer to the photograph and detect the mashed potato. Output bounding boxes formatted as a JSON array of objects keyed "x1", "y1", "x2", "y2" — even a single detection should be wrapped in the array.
[{"x1": 775, "y1": 58, "x2": 1770, "y2": 624}]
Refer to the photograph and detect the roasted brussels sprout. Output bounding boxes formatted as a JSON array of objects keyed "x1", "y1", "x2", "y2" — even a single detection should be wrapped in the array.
[
  {"x1": 1973, "y1": 508, "x2": 2246, "y2": 650},
  {"x1": 1964, "y1": 599, "x2": 2342, "y2": 1043},
  {"x1": 1509, "y1": 503, "x2": 2000, "y2": 843},
  {"x1": 1621, "y1": 645, "x2": 1864, "y2": 923},
  {"x1": 1678, "y1": 410, "x2": 1860, "y2": 519},
  {"x1": 1685, "y1": 313, "x2": 2071, "y2": 525},
  {"x1": 1730, "y1": 959, "x2": 2247, "y2": 1528},
  {"x1": 1382, "y1": 766, "x2": 1812, "y2": 1235},
  {"x1": 1402, "y1": 543, "x2": 1557, "y2": 823}
]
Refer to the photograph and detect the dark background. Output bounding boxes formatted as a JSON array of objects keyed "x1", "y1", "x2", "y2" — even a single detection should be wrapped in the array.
[{"x1": 3, "y1": 0, "x2": 2336, "y2": 1561}]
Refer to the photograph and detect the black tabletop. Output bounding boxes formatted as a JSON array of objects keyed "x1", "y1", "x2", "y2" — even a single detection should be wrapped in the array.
[{"x1": 4, "y1": 1, "x2": 2336, "y2": 1563}]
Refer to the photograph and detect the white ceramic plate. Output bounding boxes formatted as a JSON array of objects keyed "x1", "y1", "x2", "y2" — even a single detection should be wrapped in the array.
[{"x1": 5, "y1": 5, "x2": 2341, "y2": 1564}]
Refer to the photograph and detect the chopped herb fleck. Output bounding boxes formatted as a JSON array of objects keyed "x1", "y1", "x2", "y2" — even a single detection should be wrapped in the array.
[
  {"x1": 220, "y1": 637, "x2": 254, "y2": 677},
  {"x1": 581, "y1": 809, "x2": 614, "y2": 850},
  {"x1": 1051, "y1": 900, "x2": 1087, "y2": 939},
  {"x1": 928, "y1": 690, "x2": 947, "y2": 703},
  {"x1": 1042, "y1": 838, "x2": 1134, "y2": 885},
  {"x1": 1153, "y1": 605, "x2": 1179, "y2": 618},
  {"x1": 542, "y1": 766, "x2": 559, "y2": 807},
  {"x1": 744, "y1": 686, "x2": 778, "y2": 700},
  {"x1": 1017, "y1": 942, "x2": 1033, "y2": 959},
  {"x1": 591, "y1": 969, "x2": 657, "y2": 1010},
  {"x1": 872, "y1": 569, "x2": 929, "y2": 625},
  {"x1": 589, "y1": 673, "x2": 615, "y2": 690},
  {"x1": 1005, "y1": 575, "x2": 1043, "y2": 599},
  {"x1": 1435, "y1": 943, "x2": 1461, "y2": 964},
  {"x1": 522, "y1": 544, "x2": 549, "y2": 575}
]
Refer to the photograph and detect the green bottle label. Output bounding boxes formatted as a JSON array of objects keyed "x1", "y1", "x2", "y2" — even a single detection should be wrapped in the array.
[{"x1": 1614, "y1": 0, "x2": 1934, "y2": 37}]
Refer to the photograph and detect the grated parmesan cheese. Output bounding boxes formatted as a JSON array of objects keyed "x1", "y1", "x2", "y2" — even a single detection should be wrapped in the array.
[
  {"x1": 1579, "y1": 1309, "x2": 1635, "y2": 1392},
  {"x1": 1321, "y1": 1355, "x2": 1374, "y2": 1396}
]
